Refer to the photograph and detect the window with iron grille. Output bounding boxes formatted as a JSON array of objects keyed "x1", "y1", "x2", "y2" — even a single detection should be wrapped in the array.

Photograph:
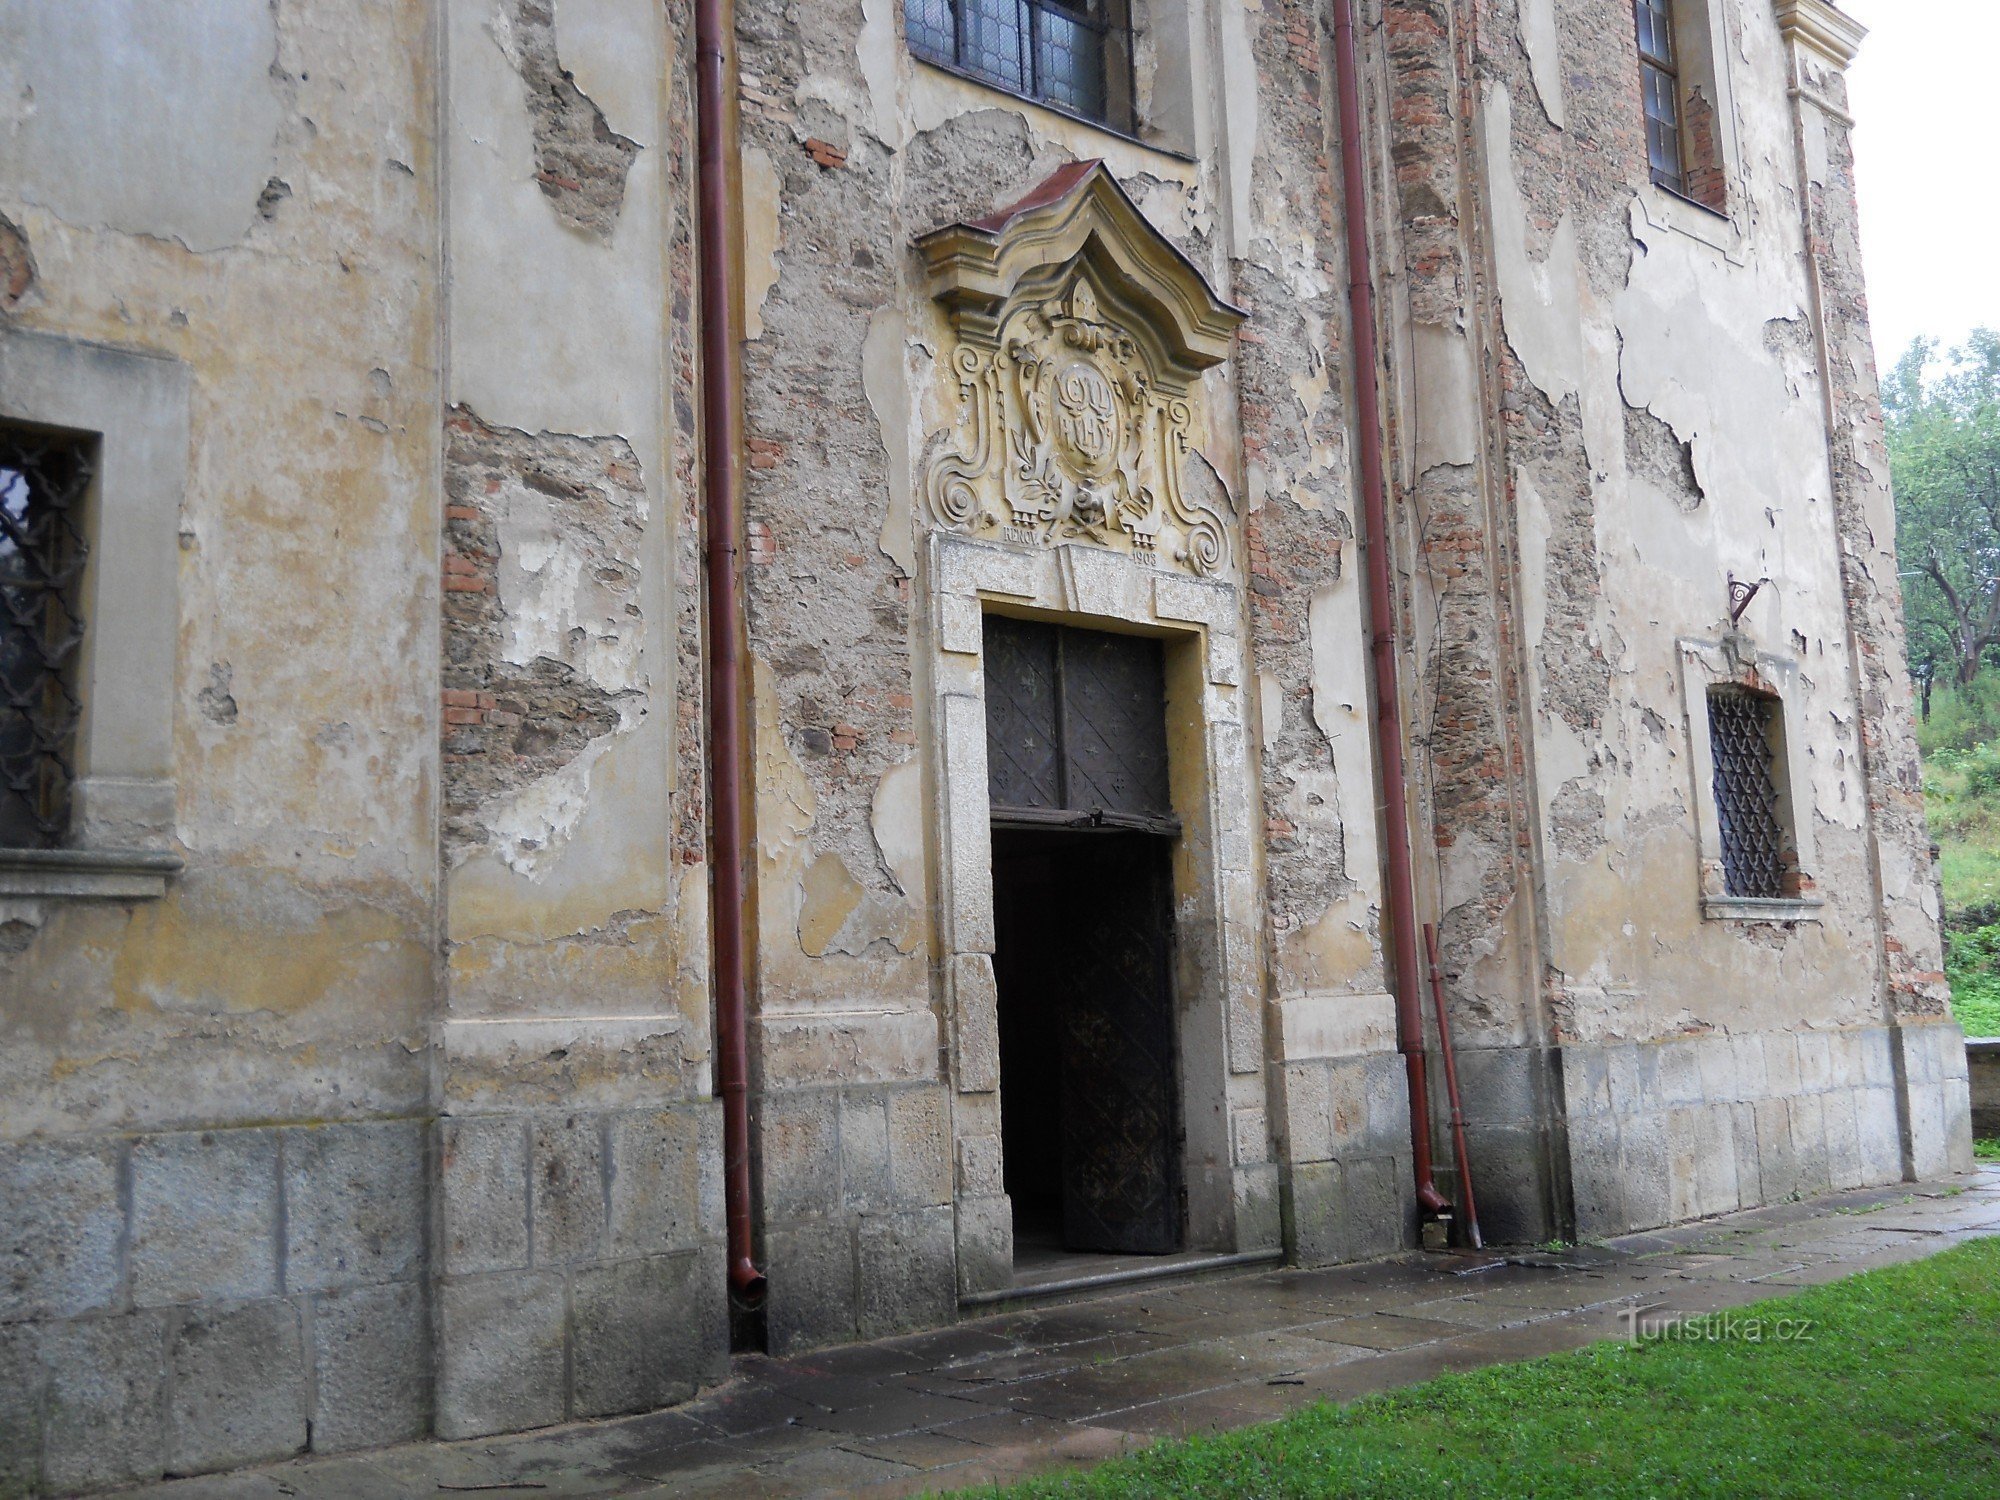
[
  {"x1": 1634, "y1": 0, "x2": 1686, "y2": 196},
  {"x1": 0, "y1": 426, "x2": 92, "y2": 849},
  {"x1": 907, "y1": 0, "x2": 1135, "y2": 133},
  {"x1": 1707, "y1": 687, "x2": 1789, "y2": 900}
]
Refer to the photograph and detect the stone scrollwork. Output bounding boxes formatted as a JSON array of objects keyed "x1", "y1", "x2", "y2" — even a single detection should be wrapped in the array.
[
  {"x1": 916, "y1": 163, "x2": 1247, "y2": 578},
  {"x1": 929, "y1": 345, "x2": 999, "y2": 531}
]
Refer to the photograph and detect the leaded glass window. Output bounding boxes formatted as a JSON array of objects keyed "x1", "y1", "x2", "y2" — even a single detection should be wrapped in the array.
[
  {"x1": 0, "y1": 427, "x2": 91, "y2": 848},
  {"x1": 1708, "y1": 687, "x2": 1788, "y2": 900},
  {"x1": 907, "y1": 0, "x2": 1134, "y2": 132},
  {"x1": 1634, "y1": 0, "x2": 1685, "y2": 195}
]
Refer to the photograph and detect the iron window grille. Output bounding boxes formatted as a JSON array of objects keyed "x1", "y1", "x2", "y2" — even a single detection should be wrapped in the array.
[
  {"x1": 1634, "y1": 0, "x2": 1686, "y2": 195},
  {"x1": 0, "y1": 427, "x2": 92, "y2": 849},
  {"x1": 906, "y1": 0, "x2": 1136, "y2": 133},
  {"x1": 1707, "y1": 686, "x2": 1788, "y2": 900}
]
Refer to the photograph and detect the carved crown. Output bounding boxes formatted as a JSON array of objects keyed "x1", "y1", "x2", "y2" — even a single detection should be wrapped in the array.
[{"x1": 916, "y1": 161, "x2": 1246, "y2": 393}]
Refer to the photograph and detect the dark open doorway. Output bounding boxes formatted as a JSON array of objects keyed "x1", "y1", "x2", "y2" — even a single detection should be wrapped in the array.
[
  {"x1": 983, "y1": 614, "x2": 1184, "y2": 1259},
  {"x1": 992, "y1": 826, "x2": 1181, "y2": 1255}
]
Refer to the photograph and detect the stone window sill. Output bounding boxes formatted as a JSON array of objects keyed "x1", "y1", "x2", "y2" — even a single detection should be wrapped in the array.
[
  {"x1": 1639, "y1": 184, "x2": 1746, "y2": 263},
  {"x1": 1656, "y1": 181, "x2": 1731, "y2": 223},
  {"x1": 1703, "y1": 895, "x2": 1824, "y2": 924},
  {"x1": 0, "y1": 846, "x2": 183, "y2": 899}
]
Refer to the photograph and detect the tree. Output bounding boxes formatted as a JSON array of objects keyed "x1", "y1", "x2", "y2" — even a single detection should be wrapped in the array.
[{"x1": 1889, "y1": 330, "x2": 2000, "y2": 689}]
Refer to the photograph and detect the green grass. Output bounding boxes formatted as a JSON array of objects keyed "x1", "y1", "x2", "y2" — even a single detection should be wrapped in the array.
[
  {"x1": 1943, "y1": 925, "x2": 2000, "y2": 1037},
  {"x1": 1938, "y1": 842, "x2": 2000, "y2": 923},
  {"x1": 1949, "y1": 977, "x2": 2000, "y2": 1037},
  {"x1": 959, "y1": 1237, "x2": 2000, "y2": 1499},
  {"x1": 1976, "y1": 1139, "x2": 2000, "y2": 1162},
  {"x1": 1920, "y1": 741, "x2": 2000, "y2": 922},
  {"x1": 1918, "y1": 687, "x2": 2000, "y2": 1034}
]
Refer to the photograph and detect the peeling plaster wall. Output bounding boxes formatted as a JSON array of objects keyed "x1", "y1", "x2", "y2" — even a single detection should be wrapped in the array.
[
  {"x1": 1363, "y1": 0, "x2": 1556, "y2": 1242},
  {"x1": 1363, "y1": 0, "x2": 1548, "y2": 1083},
  {"x1": 500, "y1": 0, "x2": 643, "y2": 239},
  {"x1": 441, "y1": 408, "x2": 645, "y2": 877},
  {"x1": 439, "y1": 0, "x2": 707, "y2": 1093},
  {"x1": 1, "y1": 0, "x2": 721, "y2": 1480},
  {"x1": 1393, "y1": 0, "x2": 1971, "y2": 1238},
  {"x1": 1785, "y1": 32, "x2": 1948, "y2": 1025},
  {"x1": 0, "y1": 0, "x2": 445, "y2": 1484},
  {"x1": 730, "y1": 0, "x2": 1413, "y2": 1341},
  {"x1": 0, "y1": 0, "x2": 287, "y2": 254},
  {"x1": 1226, "y1": 0, "x2": 1414, "y2": 1263},
  {"x1": 1781, "y1": 11, "x2": 1967, "y2": 1183},
  {"x1": 0, "y1": 0, "x2": 1971, "y2": 1481},
  {"x1": 0, "y1": 2, "x2": 438, "y2": 1145},
  {"x1": 1474, "y1": 1, "x2": 1877, "y2": 1040},
  {"x1": 434, "y1": 0, "x2": 725, "y2": 1444}
]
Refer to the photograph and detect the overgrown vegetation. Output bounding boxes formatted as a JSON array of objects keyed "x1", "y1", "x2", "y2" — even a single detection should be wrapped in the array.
[
  {"x1": 1889, "y1": 330, "x2": 2000, "y2": 695},
  {"x1": 961, "y1": 1237, "x2": 2000, "y2": 1499},
  {"x1": 1915, "y1": 680, "x2": 2000, "y2": 1036},
  {"x1": 1898, "y1": 332, "x2": 2000, "y2": 1035}
]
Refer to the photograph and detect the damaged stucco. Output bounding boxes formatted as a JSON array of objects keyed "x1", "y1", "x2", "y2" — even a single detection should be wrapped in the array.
[
  {"x1": 492, "y1": 1, "x2": 643, "y2": 237},
  {"x1": 446, "y1": 0, "x2": 669, "y2": 476},
  {"x1": 1, "y1": 0, "x2": 439, "y2": 1138},
  {"x1": 0, "y1": 1, "x2": 1968, "y2": 1486},
  {"x1": 438, "y1": 0, "x2": 699, "y2": 1084},
  {"x1": 441, "y1": 408, "x2": 645, "y2": 875},
  {"x1": 1, "y1": 4, "x2": 450, "y2": 1479},
  {"x1": 1476, "y1": 0, "x2": 1882, "y2": 1048},
  {"x1": 0, "y1": 0, "x2": 285, "y2": 253}
]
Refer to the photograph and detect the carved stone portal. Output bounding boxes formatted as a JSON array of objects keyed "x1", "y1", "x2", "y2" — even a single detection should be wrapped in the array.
[{"x1": 916, "y1": 162, "x2": 1247, "y2": 578}]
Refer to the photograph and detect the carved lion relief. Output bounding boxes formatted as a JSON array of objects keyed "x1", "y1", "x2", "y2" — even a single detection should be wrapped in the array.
[{"x1": 916, "y1": 163, "x2": 1247, "y2": 579}]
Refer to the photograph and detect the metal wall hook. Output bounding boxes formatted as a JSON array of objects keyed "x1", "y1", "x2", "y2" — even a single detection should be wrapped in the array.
[{"x1": 1728, "y1": 573, "x2": 1770, "y2": 627}]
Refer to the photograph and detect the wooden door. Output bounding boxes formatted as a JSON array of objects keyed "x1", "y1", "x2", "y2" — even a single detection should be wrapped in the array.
[
  {"x1": 1054, "y1": 835, "x2": 1180, "y2": 1253},
  {"x1": 983, "y1": 615, "x2": 1182, "y2": 1254},
  {"x1": 983, "y1": 615, "x2": 1174, "y2": 832}
]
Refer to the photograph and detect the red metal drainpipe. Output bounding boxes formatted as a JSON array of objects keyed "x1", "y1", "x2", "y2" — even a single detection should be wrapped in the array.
[
  {"x1": 695, "y1": 0, "x2": 767, "y2": 1306},
  {"x1": 1331, "y1": 0, "x2": 1451, "y2": 1223},
  {"x1": 1426, "y1": 923, "x2": 1484, "y2": 1249}
]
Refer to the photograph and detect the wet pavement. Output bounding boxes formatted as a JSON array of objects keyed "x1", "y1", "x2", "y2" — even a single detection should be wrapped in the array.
[{"x1": 122, "y1": 1167, "x2": 2000, "y2": 1499}]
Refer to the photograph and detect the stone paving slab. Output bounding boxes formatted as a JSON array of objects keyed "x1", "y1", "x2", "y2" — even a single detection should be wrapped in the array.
[{"x1": 112, "y1": 1168, "x2": 2000, "y2": 1500}]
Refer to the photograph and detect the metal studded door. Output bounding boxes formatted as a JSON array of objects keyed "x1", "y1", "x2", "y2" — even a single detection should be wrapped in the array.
[
  {"x1": 983, "y1": 615, "x2": 1174, "y2": 831},
  {"x1": 1055, "y1": 835, "x2": 1180, "y2": 1253},
  {"x1": 984, "y1": 615, "x2": 1064, "y2": 812}
]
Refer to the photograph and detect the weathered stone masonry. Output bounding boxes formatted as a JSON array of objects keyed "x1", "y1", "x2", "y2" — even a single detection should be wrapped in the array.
[{"x1": 0, "y1": 1, "x2": 1970, "y2": 1492}]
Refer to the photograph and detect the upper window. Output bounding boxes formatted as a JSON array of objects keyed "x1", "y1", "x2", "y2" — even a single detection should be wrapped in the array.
[
  {"x1": 1634, "y1": 0, "x2": 1686, "y2": 194},
  {"x1": 1632, "y1": 0, "x2": 1728, "y2": 213},
  {"x1": 907, "y1": 0, "x2": 1136, "y2": 133},
  {"x1": 0, "y1": 425, "x2": 92, "y2": 849},
  {"x1": 1707, "y1": 686, "x2": 1791, "y2": 900}
]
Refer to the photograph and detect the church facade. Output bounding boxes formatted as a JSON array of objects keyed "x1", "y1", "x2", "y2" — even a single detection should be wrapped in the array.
[{"x1": 0, "y1": 0, "x2": 1971, "y2": 1489}]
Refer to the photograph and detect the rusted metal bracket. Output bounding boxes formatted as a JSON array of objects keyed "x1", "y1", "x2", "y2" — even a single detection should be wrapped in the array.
[{"x1": 1728, "y1": 574, "x2": 1766, "y2": 627}]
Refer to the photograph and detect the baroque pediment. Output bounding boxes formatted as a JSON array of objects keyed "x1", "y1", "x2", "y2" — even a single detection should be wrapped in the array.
[{"x1": 915, "y1": 163, "x2": 1247, "y2": 578}]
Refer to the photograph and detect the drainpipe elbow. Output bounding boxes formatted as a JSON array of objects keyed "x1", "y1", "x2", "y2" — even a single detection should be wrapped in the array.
[{"x1": 729, "y1": 1256, "x2": 769, "y2": 1308}]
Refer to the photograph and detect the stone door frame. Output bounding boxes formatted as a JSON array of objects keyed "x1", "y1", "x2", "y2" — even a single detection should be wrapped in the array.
[{"x1": 927, "y1": 530, "x2": 1273, "y2": 1298}]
